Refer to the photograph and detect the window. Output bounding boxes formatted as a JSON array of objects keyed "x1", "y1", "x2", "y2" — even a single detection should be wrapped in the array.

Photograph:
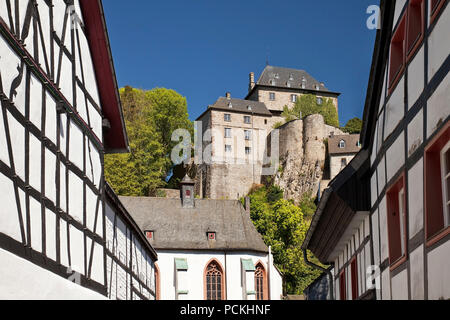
[
  {"x1": 386, "y1": 173, "x2": 407, "y2": 269},
  {"x1": 274, "y1": 73, "x2": 279, "y2": 79},
  {"x1": 339, "y1": 140, "x2": 346, "y2": 149},
  {"x1": 341, "y1": 158, "x2": 347, "y2": 167},
  {"x1": 244, "y1": 130, "x2": 252, "y2": 141},
  {"x1": 255, "y1": 263, "x2": 267, "y2": 300},
  {"x1": 247, "y1": 105, "x2": 252, "y2": 111},
  {"x1": 207, "y1": 232, "x2": 216, "y2": 241},
  {"x1": 301, "y1": 77, "x2": 307, "y2": 89},
  {"x1": 225, "y1": 128, "x2": 232, "y2": 138},
  {"x1": 225, "y1": 145, "x2": 232, "y2": 153},
  {"x1": 228, "y1": 102, "x2": 233, "y2": 108},
  {"x1": 350, "y1": 258, "x2": 358, "y2": 300},
  {"x1": 269, "y1": 92, "x2": 276, "y2": 101},
  {"x1": 264, "y1": 119, "x2": 268, "y2": 125},
  {"x1": 317, "y1": 97, "x2": 323, "y2": 105},
  {"x1": 407, "y1": 0, "x2": 425, "y2": 60},
  {"x1": 205, "y1": 260, "x2": 224, "y2": 300},
  {"x1": 224, "y1": 114, "x2": 231, "y2": 122},
  {"x1": 389, "y1": 14, "x2": 406, "y2": 90},
  {"x1": 145, "y1": 231, "x2": 154, "y2": 240},
  {"x1": 425, "y1": 123, "x2": 450, "y2": 245},
  {"x1": 244, "y1": 116, "x2": 251, "y2": 124},
  {"x1": 339, "y1": 270, "x2": 346, "y2": 300},
  {"x1": 185, "y1": 189, "x2": 191, "y2": 197},
  {"x1": 289, "y1": 73, "x2": 294, "y2": 81},
  {"x1": 291, "y1": 94, "x2": 297, "y2": 103},
  {"x1": 245, "y1": 147, "x2": 251, "y2": 155}
]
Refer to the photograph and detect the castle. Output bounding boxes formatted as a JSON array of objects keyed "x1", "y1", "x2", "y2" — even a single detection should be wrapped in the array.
[{"x1": 194, "y1": 65, "x2": 358, "y2": 201}]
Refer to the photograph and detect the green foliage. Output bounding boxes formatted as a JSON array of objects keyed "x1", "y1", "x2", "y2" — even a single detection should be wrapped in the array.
[
  {"x1": 273, "y1": 121, "x2": 284, "y2": 129},
  {"x1": 343, "y1": 117, "x2": 363, "y2": 134},
  {"x1": 282, "y1": 94, "x2": 339, "y2": 128},
  {"x1": 298, "y1": 192, "x2": 317, "y2": 221},
  {"x1": 105, "y1": 86, "x2": 193, "y2": 196},
  {"x1": 247, "y1": 186, "x2": 323, "y2": 294}
]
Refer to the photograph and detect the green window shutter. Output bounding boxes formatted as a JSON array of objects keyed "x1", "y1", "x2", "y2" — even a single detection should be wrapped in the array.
[
  {"x1": 175, "y1": 258, "x2": 188, "y2": 271},
  {"x1": 241, "y1": 259, "x2": 255, "y2": 272}
]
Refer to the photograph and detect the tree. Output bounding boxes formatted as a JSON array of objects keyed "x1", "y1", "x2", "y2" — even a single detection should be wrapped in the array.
[
  {"x1": 246, "y1": 186, "x2": 323, "y2": 294},
  {"x1": 281, "y1": 94, "x2": 340, "y2": 128},
  {"x1": 343, "y1": 117, "x2": 363, "y2": 134},
  {"x1": 105, "y1": 87, "x2": 193, "y2": 196}
]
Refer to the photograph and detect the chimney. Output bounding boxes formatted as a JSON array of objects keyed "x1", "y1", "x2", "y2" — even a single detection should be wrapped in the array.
[
  {"x1": 226, "y1": 92, "x2": 231, "y2": 99},
  {"x1": 180, "y1": 175, "x2": 195, "y2": 208},
  {"x1": 249, "y1": 72, "x2": 255, "y2": 92}
]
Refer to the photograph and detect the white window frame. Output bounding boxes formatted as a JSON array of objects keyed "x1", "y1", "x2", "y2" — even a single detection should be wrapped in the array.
[
  {"x1": 441, "y1": 141, "x2": 450, "y2": 227},
  {"x1": 225, "y1": 145, "x2": 232, "y2": 153},
  {"x1": 244, "y1": 130, "x2": 252, "y2": 141},
  {"x1": 291, "y1": 94, "x2": 297, "y2": 103},
  {"x1": 339, "y1": 140, "x2": 346, "y2": 149},
  {"x1": 269, "y1": 93, "x2": 276, "y2": 101},
  {"x1": 225, "y1": 128, "x2": 232, "y2": 138},
  {"x1": 224, "y1": 114, "x2": 231, "y2": 122},
  {"x1": 245, "y1": 147, "x2": 251, "y2": 155},
  {"x1": 244, "y1": 116, "x2": 251, "y2": 124}
]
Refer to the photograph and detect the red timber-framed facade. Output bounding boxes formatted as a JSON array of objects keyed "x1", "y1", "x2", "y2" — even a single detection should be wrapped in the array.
[
  {"x1": 302, "y1": 0, "x2": 449, "y2": 300},
  {"x1": 0, "y1": 0, "x2": 157, "y2": 299}
]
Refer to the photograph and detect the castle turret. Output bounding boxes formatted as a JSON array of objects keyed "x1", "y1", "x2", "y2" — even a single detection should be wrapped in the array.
[{"x1": 304, "y1": 114, "x2": 326, "y2": 164}]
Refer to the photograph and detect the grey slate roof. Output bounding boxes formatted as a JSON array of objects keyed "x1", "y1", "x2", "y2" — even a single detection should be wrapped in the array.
[
  {"x1": 328, "y1": 134, "x2": 362, "y2": 155},
  {"x1": 118, "y1": 196, "x2": 269, "y2": 253},
  {"x1": 257, "y1": 65, "x2": 330, "y2": 92},
  {"x1": 209, "y1": 97, "x2": 272, "y2": 116}
]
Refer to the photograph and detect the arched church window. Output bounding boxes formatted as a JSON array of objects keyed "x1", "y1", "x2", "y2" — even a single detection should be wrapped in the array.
[
  {"x1": 255, "y1": 263, "x2": 267, "y2": 300},
  {"x1": 205, "y1": 260, "x2": 224, "y2": 300}
]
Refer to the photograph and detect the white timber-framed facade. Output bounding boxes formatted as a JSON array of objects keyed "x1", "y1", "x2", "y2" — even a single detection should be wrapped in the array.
[
  {"x1": 302, "y1": 0, "x2": 449, "y2": 300},
  {"x1": 0, "y1": 0, "x2": 158, "y2": 300}
]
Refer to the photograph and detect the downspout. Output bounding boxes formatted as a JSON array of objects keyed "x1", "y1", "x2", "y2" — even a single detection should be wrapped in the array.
[
  {"x1": 303, "y1": 249, "x2": 334, "y2": 300},
  {"x1": 224, "y1": 251, "x2": 228, "y2": 300}
]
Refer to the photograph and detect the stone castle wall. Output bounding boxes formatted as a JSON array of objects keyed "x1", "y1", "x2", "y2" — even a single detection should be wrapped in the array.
[{"x1": 195, "y1": 114, "x2": 347, "y2": 202}]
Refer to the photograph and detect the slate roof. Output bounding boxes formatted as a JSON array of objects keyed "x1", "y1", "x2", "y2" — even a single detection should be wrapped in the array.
[
  {"x1": 256, "y1": 65, "x2": 331, "y2": 92},
  {"x1": 209, "y1": 97, "x2": 272, "y2": 116},
  {"x1": 328, "y1": 134, "x2": 362, "y2": 155},
  {"x1": 118, "y1": 196, "x2": 269, "y2": 253}
]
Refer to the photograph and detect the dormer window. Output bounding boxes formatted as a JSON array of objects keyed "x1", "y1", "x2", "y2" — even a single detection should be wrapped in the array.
[
  {"x1": 269, "y1": 79, "x2": 276, "y2": 86},
  {"x1": 145, "y1": 231, "x2": 154, "y2": 240},
  {"x1": 286, "y1": 82, "x2": 291, "y2": 88},
  {"x1": 301, "y1": 77, "x2": 307, "y2": 89},
  {"x1": 207, "y1": 232, "x2": 216, "y2": 241},
  {"x1": 247, "y1": 105, "x2": 252, "y2": 111},
  {"x1": 274, "y1": 73, "x2": 279, "y2": 79},
  {"x1": 228, "y1": 102, "x2": 233, "y2": 108},
  {"x1": 315, "y1": 84, "x2": 320, "y2": 90},
  {"x1": 289, "y1": 74, "x2": 294, "y2": 81},
  {"x1": 339, "y1": 140, "x2": 346, "y2": 149}
]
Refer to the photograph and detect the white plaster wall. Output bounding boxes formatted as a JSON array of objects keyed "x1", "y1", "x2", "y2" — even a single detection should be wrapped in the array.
[
  {"x1": 407, "y1": 46, "x2": 425, "y2": 110},
  {"x1": 393, "y1": 0, "x2": 407, "y2": 29},
  {"x1": 386, "y1": 132, "x2": 405, "y2": 183},
  {"x1": 427, "y1": 71, "x2": 450, "y2": 139},
  {"x1": 410, "y1": 245, "x2": 424, "y2": 300},
  {"x1": 428, "y1": 5, "x2": 450, "y2": 80},
  {"x1": 378, "y1": 196, "x2": 389, "y2": 263},
  {"x1": 408, "y1": 159, "x2": 423, "y2": 239},
  {"x1": 371, "y1": 171, "x2": 378, "y2": 208},
  {"x1": 391, "y1": 269, "x2": 408, "y2": 300},
  {"x1": 0, "y1": 248, "x2": 106, "y2": 300},
  {"x1": 381, "y1": 269, "x2": 391, "y2": 300},
  {"x1": 407, "y1": 109, "x2": 424, "y2": 157},
  {"x1": 377, "y1": 156, "x2": 386, "y2": 192},
  {"x1": 156, "y1": 250, "x2": 281, "y2": 300},
  {"x1": 427, "y1": 240, "x2": 450, "y2": 300},
  {"x1": 384, "y1": 77, "x2": 405, "y2": 139}
]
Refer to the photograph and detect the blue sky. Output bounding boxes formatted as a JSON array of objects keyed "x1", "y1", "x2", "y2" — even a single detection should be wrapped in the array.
[{"x1": 103, "y1": 0, "x2": 380, "y2": 126}]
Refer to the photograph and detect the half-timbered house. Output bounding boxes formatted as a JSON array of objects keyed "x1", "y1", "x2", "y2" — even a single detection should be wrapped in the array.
[
  {"x1": 0, "y1": 0, "x2": 157, "y2": 300},
  {"x1": 302, "y1": 0, "x2": 449, "y2": 300}
]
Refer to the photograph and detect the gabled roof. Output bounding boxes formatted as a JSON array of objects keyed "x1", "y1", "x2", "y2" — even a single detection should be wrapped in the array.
[
  {"x1": 257, "y1": 65, "x2": 330, "y2": 91},
  {"x1": 198, "y1": 97, "x2": 273, "y2": 119},
  {"x1": 118, "y1": 197, "x2": 269, "y2": 253},
  {"x1": 328, "y1": 134, "x2": 361, "y2": 155},
  {"x1": 79, "y1": 0, "x2": 129, "y2": 153}
]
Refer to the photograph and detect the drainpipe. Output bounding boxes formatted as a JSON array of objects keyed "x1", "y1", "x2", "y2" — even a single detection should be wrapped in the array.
[
  {"x1": 267, "y1": 246, "x2": 272, "y2": 300},
  {"x1": 302, "y1": 249, "x2": 334, "y2": 300}
]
